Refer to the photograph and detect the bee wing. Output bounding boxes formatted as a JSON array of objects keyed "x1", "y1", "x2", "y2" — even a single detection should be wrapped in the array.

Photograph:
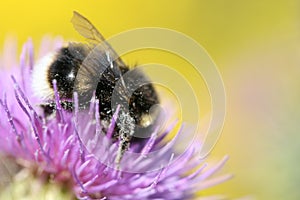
[
  {"x1": 71, "y1": 11, "x2": 126, "y2": 68},
  {"x1": 69, "y1": 43, "x2": 117, "y2": 103},
  {"x1": 71, "y1": 12, "x2": 130, "y2": 104}
]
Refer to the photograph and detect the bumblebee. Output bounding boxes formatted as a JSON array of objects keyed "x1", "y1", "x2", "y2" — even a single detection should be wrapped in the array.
[{"x1": 32, "y1": 11, "x2": 159, "y2": 167}]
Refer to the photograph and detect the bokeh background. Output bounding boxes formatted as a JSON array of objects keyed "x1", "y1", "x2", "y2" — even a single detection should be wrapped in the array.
[{"x1": 0, "y1": 0, "x2": 299, "y2": 199}]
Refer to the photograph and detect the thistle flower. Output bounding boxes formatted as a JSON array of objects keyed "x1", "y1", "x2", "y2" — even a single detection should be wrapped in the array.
[{"x1": 0, "y1": 38, "x2": 231, "y2": 200}]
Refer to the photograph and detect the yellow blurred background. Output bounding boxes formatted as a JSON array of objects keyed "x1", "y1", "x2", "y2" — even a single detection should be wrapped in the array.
[{"x1": 0, "y1": 0, "x2": 299, "y2": 199}]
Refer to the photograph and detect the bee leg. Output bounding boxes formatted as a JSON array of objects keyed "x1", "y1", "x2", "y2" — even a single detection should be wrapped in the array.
[
  {"x1": 115, "y1": 111, "x2": 135, "y2": 169},
  {"x1": 115, "y1": 134, "x2": 130, "y2": 169}
]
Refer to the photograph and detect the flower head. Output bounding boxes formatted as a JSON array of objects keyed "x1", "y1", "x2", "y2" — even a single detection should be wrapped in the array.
[{"x1": 0, "y1": 39, "x2": 230, "y2": 199}]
